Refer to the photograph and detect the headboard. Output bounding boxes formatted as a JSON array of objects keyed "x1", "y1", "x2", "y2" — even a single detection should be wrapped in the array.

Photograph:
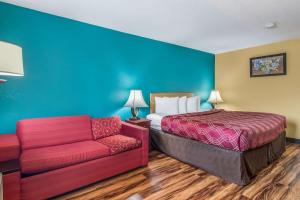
[{"x1": 150, "y1": 92, "x2": 193, "y2": 113}]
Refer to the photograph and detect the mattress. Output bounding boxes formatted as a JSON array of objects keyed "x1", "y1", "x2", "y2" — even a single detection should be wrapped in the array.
[
  {"x1": 146, "y1": 113, "x2": 167, "y2": 130},
  {"x1": 161, "y1": 109, "x2": 286, "y2": 152}
]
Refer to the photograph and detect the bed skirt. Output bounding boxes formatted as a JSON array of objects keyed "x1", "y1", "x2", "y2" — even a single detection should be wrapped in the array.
[{"x1": 150, "y1": 128, "x2": 286, "y2": 185}]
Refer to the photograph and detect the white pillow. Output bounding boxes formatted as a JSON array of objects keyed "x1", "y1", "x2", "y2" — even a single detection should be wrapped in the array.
[
  {"x1": 187, "y1": 96, "x2": 200, "y2": 113},
  {"x1": 155, "y1": 97, "x2": 179, "y2": 115},
  {"x1": 178, "y1": 96, "x2": 187, "y2": 114}
]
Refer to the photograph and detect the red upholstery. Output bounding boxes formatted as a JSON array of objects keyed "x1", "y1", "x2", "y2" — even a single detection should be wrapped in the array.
[
  {"x1": 17, "y1": 115, "x2": 93, "y2": 150},
  {"x1": 21, "y1": 141, "x2": 109, "y2": 174},
  {"x1": 0, "y1": 134, "x2": 20, "y2": 162},
  {"x1": 3, "y1": 172, "x2": 21, "y2": 200},
  {"x1": 121, "y1": 122, "x2": 149, "y2": 165},
  {"x1": 21, "y1": 149, "x2": 143, "y2": 200},
  {"x1": 1, "y1": 116, "x2": 149, "y2": 200},
  {"x1": 92, "y1": 116, "x2": 121, "y2": 139},
  {"x1": 97, "y1": 135, "x2": 142, "y2": 155}
]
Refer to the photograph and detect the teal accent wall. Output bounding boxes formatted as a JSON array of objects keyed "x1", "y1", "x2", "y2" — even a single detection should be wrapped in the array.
[{"x1": 0, "y1": 3, "x2": 215, "y2": 134}]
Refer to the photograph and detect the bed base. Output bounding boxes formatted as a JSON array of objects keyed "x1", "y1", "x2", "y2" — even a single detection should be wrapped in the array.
[{"x1": 150, "y1": 129, "x2": 286, "y2": 185}]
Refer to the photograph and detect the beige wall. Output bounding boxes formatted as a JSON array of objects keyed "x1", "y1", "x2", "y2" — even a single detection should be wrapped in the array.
[{"x1": 216, "y1": 38, "x2": 300, "y2": 139}]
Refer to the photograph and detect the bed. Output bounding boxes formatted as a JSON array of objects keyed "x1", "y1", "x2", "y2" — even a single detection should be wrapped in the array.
[{"x1": 147, "y1": 92, "x2": 286, "y2": 185}]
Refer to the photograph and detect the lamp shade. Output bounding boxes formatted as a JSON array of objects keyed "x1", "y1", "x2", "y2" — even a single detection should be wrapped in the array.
[
  {"x1": 124, "y1": 90, "x2": 148, "y2": 108},
  {"x1": 208, "y1": 90, "x2": 224, "y2": 104},
  {"x1": 0, "y1": 41, "x2": 24, "y2": 76}
]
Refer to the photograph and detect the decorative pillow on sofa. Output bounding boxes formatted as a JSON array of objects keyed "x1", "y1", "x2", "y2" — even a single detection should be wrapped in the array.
[{"x1": 92, "y1": 116, "x2": 122, "y2": 140}]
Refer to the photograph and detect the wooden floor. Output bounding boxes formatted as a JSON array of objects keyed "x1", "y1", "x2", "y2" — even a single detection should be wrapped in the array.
[{"x1": 55, "y1": 144, "x2": 300, "y2": 200}]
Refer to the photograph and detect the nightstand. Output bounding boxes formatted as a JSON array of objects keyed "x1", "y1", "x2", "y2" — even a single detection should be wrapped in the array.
[
  {"x1": 125, "y1": 118, "x2": 151, "y2": 129},
  {"x1": 125, "y1": 118, "x2": 152, "y2": 151}
]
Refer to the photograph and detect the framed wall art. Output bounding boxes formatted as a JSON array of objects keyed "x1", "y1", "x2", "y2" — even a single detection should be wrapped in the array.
[{"x1": 250, "y1": 53, "x2": 286, "y2": 77}]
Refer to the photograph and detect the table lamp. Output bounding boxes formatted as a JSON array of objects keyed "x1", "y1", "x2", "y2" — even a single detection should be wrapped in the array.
[
  {"x1": 124, "y1": 90, "x2": 148, "y2": 120},
  {"x1": 208, "y1": 90, "x2": 223, "y2": 109}
]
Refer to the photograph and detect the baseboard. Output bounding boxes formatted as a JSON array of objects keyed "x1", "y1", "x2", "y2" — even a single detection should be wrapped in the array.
[{"x1": 286, "y1": 137, "x2": 300, "y2": 144}]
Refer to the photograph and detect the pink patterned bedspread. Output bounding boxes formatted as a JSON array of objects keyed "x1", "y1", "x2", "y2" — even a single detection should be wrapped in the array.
[{"x1": 161, "y1": 109, "x2": 286, "y2": 152}]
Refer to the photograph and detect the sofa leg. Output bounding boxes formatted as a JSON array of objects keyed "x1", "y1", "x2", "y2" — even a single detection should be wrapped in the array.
[
  {"x1": 3, "y1": 172, "x2": 20, "y2": 200},
  {"x1": 142, "y1": 154, "x2": 149, "y2": 166}
]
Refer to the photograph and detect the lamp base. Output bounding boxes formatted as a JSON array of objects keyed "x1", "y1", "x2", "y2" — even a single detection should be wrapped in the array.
[
  {"x1": 130, "y1": 107, "x2": 140, "y2": 120},
  {"x1": 211, "y1": 103, "x2": 216, "y2": 109}
]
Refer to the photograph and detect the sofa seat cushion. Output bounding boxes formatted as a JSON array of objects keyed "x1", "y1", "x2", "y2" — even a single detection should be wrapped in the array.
[
  {"x1": 97, "y1": 135, "x2": 142, "y2": 155},
  {"x1": 21, "y1": 141, "x2": 110, "y2": 174}
]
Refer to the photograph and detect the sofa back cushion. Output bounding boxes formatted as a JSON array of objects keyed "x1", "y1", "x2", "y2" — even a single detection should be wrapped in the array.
[
  {"x1": 17, "y1": 115, "x2": 93, "y2": 150},
  {"x1": 92, "y1": 116, "x2": 121, "y2": 140}
]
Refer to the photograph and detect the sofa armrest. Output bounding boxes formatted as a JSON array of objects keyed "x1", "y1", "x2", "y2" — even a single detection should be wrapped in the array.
[
  {"x1": 121, "y1": 122, "x2": 148, "y2": 141},
  {"x1": 121, "y1": 122, "x2": 149, "y2": 165},
  {"x1": 0, "y1": 134, "x2": 20, "y2": 162},
  {"x1": 1, "y1": 164, "x2": 21, "y2": 200},
  {"x1": 0, "y1": 160, "x2": 20, "y2": 174}
]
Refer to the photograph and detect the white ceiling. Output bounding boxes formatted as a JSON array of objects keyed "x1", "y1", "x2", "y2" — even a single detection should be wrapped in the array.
[{"x1": 2, "y1": 0, "x2": 300, "y2": 53}]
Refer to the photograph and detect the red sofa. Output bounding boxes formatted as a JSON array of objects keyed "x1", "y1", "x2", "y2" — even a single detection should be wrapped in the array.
[{"x1": 0, "y1": 115, "x2": 148, "y2": 200}]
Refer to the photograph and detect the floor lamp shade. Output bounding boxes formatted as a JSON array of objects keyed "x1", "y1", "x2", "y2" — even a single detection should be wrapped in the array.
[{"x1": 0, "y1": 41, "x2": 24, "y2": 77}]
